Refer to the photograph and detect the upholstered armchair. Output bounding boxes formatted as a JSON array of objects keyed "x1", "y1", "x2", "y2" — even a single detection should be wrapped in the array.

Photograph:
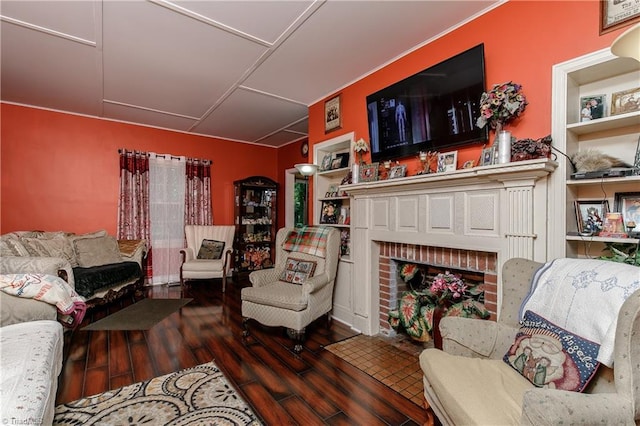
[
  {"x1": 241, "y1": 226, "x2": 340, "y2": 353},
  {"x1": 180, "y1": 225, "x2": 235, "y2": 292},
  {"x1": 419, "y1": 257, "x2": 640, "y2": 425}
]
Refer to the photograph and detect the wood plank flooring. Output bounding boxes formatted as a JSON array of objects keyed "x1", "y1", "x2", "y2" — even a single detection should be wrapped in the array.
[{"x1": 57, "y1": 278, "x2": 431, "y2": 425}]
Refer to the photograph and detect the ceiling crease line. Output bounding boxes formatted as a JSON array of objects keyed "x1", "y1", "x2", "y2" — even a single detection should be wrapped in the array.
[{"x1": 0, "y1": 15, "x2": 96, "y2": 47}]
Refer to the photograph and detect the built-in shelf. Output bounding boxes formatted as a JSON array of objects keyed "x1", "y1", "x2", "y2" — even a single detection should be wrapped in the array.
[
  {"x1": 566, "y1": 175, "x2": 640, "y2": 186},
  {"x1": 566, "y1": 234, "x2": 639, "y2": 244},
  {"x1": 566, "y1": 110, "x2": 640, "y2": 134},
  {"x1": 317, "y1": 167, "x2": 350, "y2": 178}
]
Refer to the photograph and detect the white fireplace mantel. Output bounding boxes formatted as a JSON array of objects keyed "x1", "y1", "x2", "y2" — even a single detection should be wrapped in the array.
[{"x1": 339, "y1": 158, "x2": 558, "y2": 334}]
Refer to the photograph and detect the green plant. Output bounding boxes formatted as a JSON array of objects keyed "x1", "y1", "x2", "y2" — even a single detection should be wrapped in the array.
[{"x1": 599, "y1": 242, "x2": 640, "y2": 266}]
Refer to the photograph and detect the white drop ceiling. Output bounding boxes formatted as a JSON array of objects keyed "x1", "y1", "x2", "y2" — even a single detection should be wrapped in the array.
[{"x1": 0, "y1": 0, "x2": 499, "y2": 148}]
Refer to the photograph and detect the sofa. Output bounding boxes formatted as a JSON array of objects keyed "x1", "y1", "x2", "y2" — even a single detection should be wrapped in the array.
[
  {"x1": 0, "y1": 230, "x2": 147, "y2": 316},
  {"x1": 419, "y1": 257, "x2": 640, "y2": 425}
]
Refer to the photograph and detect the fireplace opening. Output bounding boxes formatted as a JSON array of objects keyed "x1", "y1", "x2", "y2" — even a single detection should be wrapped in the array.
[{"x1": 378, "y1": 242, "x2": 498, "y2": 337}]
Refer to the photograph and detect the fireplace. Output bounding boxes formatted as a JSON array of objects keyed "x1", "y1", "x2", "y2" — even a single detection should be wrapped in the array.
[
  {"x1": 378, "y1": 242, "x2": 497, "y2": 335},
  {"x1": 340, "y1": 158, "x2": 556, "y2": 335}
]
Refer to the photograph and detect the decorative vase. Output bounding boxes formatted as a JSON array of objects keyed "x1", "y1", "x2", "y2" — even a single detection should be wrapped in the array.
[{"x1": 352, "y1": 163, "x2": 359, "y2": 184}]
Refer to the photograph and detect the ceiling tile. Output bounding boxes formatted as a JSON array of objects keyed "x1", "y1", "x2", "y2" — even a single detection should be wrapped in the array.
[
  {"x1": 244, "y1": 1, "x2": 495, "y2": 104},
  {"x1": 0, "y1": 0, "x2": 98, "y2": 42},
  {"x1": 193, "y1": 87, "x2": 307, "y2": 142},
  {"x1": 256, "y1": 130, "x2": 307, "y2": 148},
  {"x1": 284, "y1": 118, "x2": 309, "y2": 134},
  {"x1": 103, "y1": 102, "x2": 197, "y2": 132},
  {"x1": 102, "y1": 1, "x2": 268, "y2": 118},
  {"x1": 1, "y1": 21, "x2": 102, "y2": 115},
  {"x1": 174, "y1": 0, "x2": 314, "y2": 44}
]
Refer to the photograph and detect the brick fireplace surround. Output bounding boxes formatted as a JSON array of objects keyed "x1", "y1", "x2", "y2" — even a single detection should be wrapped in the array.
[{"x1": 378, "y1": 242, "x2": 498, "y2": 335}]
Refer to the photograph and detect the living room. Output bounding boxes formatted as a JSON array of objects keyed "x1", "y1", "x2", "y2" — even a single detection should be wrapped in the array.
[{"x1": 2, "y1": 1, "x2": 640, "y2": 425}]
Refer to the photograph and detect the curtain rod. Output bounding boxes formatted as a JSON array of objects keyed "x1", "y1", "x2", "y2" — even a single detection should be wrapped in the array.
[{"x1": 117, "y1": 149, "x2": 211, "y2": 164}]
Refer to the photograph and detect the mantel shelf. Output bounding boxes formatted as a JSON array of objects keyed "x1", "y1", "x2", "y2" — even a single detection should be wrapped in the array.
[{"x1": 341, "y1": 158, "x2": 558, "y2": 195}]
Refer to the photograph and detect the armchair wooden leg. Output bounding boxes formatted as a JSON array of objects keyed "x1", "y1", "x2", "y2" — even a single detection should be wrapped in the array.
[
  {"x1": 288, "y1": 328, "x2": 306, "y2": 354},
  {"x1": 242, "y1": 317, "x2": 250, "y2": 338}
]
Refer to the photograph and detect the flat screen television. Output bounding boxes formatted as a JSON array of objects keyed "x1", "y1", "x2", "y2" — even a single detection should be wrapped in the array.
[{"x1": 367, "y1": 44, "x2": 487, "y2": 162}]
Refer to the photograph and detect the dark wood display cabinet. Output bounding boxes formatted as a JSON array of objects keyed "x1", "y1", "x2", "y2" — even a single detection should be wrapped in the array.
[{"x1": 233, "y1": 176, "x2": 278, "y2": 278}]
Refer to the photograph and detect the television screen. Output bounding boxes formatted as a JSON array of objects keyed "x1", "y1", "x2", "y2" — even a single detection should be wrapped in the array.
[{"x1": 367, "y1": 44, "x2": 487, "y2": 162}]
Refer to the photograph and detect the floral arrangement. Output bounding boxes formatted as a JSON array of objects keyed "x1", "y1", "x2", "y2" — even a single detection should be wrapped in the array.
[
  {"x1": 354, "y1": 138, "x2": 369, "y2": 164},
  {"x1": 388, "y1": 263, "x2": 489, "y2": 342},
  {"x1": 429, "y1": 271, "x2": 468, "y2": 305},
  {"x1": 476, "y1": 81, "x2": 528, "y2": 130}
]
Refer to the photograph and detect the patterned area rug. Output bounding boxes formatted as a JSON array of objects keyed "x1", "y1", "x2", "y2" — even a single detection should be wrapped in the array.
[
  {"x1": 54, "y1": 361, "x2": 262, "y2": 425},
  {"x1": 324, "y1": 334, "x2": 428, "y2": 406}
]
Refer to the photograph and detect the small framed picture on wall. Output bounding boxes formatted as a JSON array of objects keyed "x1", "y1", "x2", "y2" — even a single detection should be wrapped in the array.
[
  {"x1": 324, "y1": 94, "x2": 342, "y2": 133},
  {"x1": 600, "y1": 0, "x2": 640, "y2": 34}
]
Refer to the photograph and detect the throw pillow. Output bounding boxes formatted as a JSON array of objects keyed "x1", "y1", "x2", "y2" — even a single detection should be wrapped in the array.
[
  {"x1": 0, "y1": 237, "x2": 31, "y2": 257},
  {"x1": 197, "y1": 239, "x2": 225, "y2": 260},
  {"x1": 72, "y1": 234, "x2": 123, "y2": 268},
  {"x1": 20, "y1": 236, "x2": 76, "y2": 266},
  {"x1": 503, "y1": 310, "x2": 600, "y2": 392},
  {"x1": 279, "y1": 257, "x2": 317, "y2": 285}
]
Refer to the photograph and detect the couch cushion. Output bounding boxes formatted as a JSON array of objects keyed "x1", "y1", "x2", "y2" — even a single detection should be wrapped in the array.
[
  {"x1": 196, "y1": 239, "x2": 225, "y2": 260},
  {"x1": 241, "y1": 282, "x2": 307, "y2": 311},
  {"x1": 73, "y1": 261, "x2": 142, "y2": 298},
  {"x1": 279, "y1": 257, "x2": 317, "y2": 285},
  {"x1": 0, "y1": 320, "x2": 64, "y2": 426},
  {"x1": 20, "y1": 236, "x2": 77, "y2": 266},
  {"x1": 0, "y1": 237, "x2": 30, "y2": 257},
  {"x1": 72, "y1": 234, "x2": 122, "y2": 267},
  {"x1": 503, "y1": 310, "x2": 600, "y2": 392},
  {"x1": 420, "y1": 348, "x2": 533, "y2": 425}
]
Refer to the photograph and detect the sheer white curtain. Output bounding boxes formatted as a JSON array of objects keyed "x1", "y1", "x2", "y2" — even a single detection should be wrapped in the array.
[{"x1": 149, "y1": 154, "x2": 186, "y2": 285}]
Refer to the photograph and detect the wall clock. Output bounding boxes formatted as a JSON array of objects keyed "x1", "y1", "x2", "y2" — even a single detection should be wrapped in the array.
[{"x1": 301, "y1": 141, "x2": 309, "y2": 157}]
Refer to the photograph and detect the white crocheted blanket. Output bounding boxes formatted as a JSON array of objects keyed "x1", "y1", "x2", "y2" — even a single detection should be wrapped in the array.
[{"x1": 520, "y1": 258, "x2": 640, "y2": 367}]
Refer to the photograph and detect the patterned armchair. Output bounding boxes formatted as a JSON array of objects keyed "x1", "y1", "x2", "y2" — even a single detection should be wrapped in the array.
[
  {"x1": 419, "y1": 258, "x2": 640, "y2": 425},
  {"x1": 241, "y1": 226, "x2": 340, "y2": 353}
]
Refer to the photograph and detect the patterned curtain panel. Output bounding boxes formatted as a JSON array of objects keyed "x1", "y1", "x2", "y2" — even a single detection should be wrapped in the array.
[
  {"x1": 185, "y1": 158, "x2": 213, "y2": 226},
  {"x1": 117, "y1": 149, "x2": 152, "y2": 279}
]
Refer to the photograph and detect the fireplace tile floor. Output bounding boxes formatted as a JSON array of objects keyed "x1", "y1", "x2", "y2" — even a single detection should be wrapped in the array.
[{"x1": 324, "y1": 333, "x2": 432, "y2": 406}]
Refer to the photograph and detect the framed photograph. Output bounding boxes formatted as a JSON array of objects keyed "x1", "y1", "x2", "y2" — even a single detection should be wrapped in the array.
[
  {"x1": 611, "y1": 87, "x2": 640, "y2": 116},
  {"x1": 600, "y1": 212, "x2": 627, "y2": 237},
  {"x1": 319, "y1": 200, "x2": 340, "y2": 224},
  {"x1": 600, "y1": 0, "x2": 640, "y2": 34},
  {"x1": 437, "y1": 151, "x2": 457, "y2": 173},
  {"x1": 320, "y1": 153, "x2": 333, "y2": 171},
  {"x1": 614, "y1": 192, "x2": 640, "y2": 235},
  {"x1": 359, "y1": 162, "x2": 379, "y2": 182},
  {"x1": 480, "y1": 146, "x2": 497, "y2": 166},
  {"x1": 580, "y1": 94, "x2": 606, "y2": 121},
  {"x1": 331, "y1": 157, "x2": 343, "y2": 170},
  {"x1": 389, "y1": 164, "x2": 407, "y2": 179},
  {"x1": 324, "y1": 94, "x2": 342, "y2": 133},
  {"x1": 335, "y1": 152, "x2": 350, "y2": 168},
  {"x1": 574, "y1": 200, "x2": 609, "y2": 235}
]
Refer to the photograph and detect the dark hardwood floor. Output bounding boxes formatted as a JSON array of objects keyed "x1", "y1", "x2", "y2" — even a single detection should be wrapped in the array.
[{"x1": 57, "y1": 278, "x2": 430, "y2": 425}]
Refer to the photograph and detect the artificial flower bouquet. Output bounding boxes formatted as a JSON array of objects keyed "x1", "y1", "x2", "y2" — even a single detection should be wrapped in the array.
[
  {"x1": 353, "y1": 138, "x2": 369, "y2": 164},
  {"x1": 389, "y1": 265, "x2": 489, "y2": 342},
  {"x1": 476, "y1": 81, "x2": 528, "y2": 130}
]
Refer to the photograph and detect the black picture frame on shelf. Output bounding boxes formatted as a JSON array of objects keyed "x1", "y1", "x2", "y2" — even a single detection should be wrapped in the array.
[
  {"x1": 334, "y1": 152, "x2": 350, "y2": 168},
  {"x1": 574, "y1": 199, "x2": 609, "y2": 235},
  {"x1": 319, "y1": 200, "x2": 341, "y2": 224},
  {"x1": 614, "y1": 192, "x2": 640, "y2": 236}
]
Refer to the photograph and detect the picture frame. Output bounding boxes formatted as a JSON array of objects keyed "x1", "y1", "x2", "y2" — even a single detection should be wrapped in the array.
[
  {"x1": 319, "y1": 200, "x2": 341, "y2": 224},
  {"x1": 600, "y1": 212, "x2": 627, "y2": 237},
  {"x1": 611, "y1": 87, "x2": 640, "y2": 116},
  {"x1": 580, "y1": 94, "x2": 606, "y2": 121},
  {"x1": 480, "y1": 146, "x2": 497, "y2": 166},
  {"x1": 320, "y1": 153, "x2": 333, "y2": 171},
  {"x1": 437, "y1": 150, "x2": 457, "y2": 173},
  {"x1": 359, "y1": 162, "x2": 379, "y2": 182},
  {"x1": 600, "y1": 0, "x2": 640, "y2": 34},
  {"x1": 334, "y1": 152, "x2": 350, "y2": 168},
  {"x1": 324, "y1": 94, "x2": 342, "y2": 133},
  {"x1": 331, "y1": 157, "x2": 343, "y2": 170},
  {"x1": 574, "y1": 200, "x2": 609, "y2": 235},
  {"x1": 388, "y1": 164, "x2": 407, "y2": 179},
  {"x1": 614, "y1": 191, "x2": 640, "y2": 236}
]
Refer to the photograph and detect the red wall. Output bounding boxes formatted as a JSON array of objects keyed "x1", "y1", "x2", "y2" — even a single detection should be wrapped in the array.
[
  {"x1": 0, "y1": 104, "x2": 278, "y2": 235},
  {"x1": 1, "y1": 1, "x2": 631, "y2": 235},
  {"x1": 308, "y1": 1, "x2": 627, "y2": 174}
]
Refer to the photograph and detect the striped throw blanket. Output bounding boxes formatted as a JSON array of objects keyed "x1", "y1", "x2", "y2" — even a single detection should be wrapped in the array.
[
  {"x1": 282, "y1": 226, "x2": 332, "y2": 258},
  {"x1": 0, "y1": 273, "x2": 86, "y2": 328}
]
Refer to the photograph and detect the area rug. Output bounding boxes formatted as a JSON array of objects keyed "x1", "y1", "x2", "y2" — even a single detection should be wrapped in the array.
[
  {"x1": 82, "y1": 298, "x2": 192, "y2": 331},
  {"x1": 324, "y1": 334, "x2": 426, "y2": 406},
  {"x1": 54, "y1": 361, "x2": 262, "y2": 425}
]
